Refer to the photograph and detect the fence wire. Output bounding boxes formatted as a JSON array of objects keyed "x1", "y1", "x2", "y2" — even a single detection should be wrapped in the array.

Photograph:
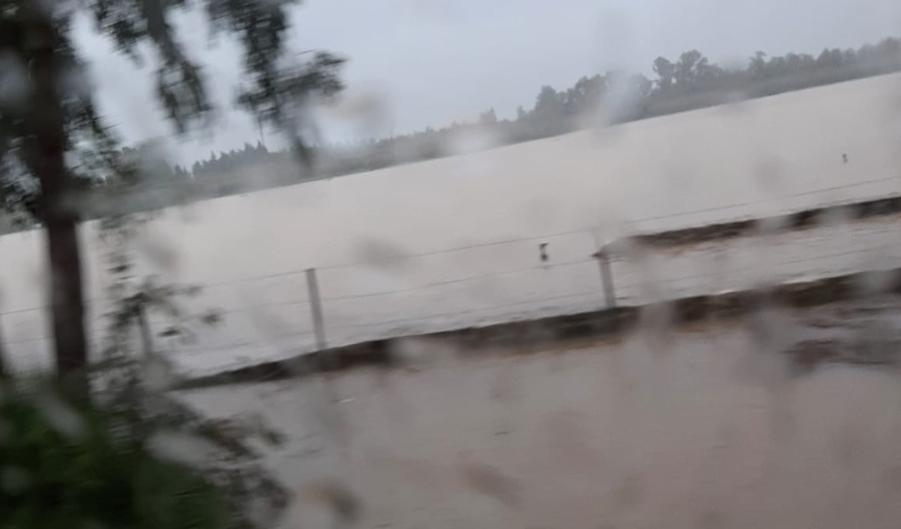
[{"x1": 4, "y1": 176, "x2": 901, "y2": 373}]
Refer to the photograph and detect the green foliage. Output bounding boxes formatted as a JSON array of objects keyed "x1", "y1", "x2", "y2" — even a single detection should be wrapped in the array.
[
  {"x1": 0, "y1": 358, "x2": 288, "y2": 528},
  {"x1": 0, "y1": 212, "x2": 287, "y2": 529},
  {"x1": 0, "y1": 380, "x2": 230, "y2": 529}
]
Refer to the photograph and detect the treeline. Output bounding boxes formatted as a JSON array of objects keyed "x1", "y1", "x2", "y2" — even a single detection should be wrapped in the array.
[
  {"x1": 348, "y1": 36, "x2": 901, "y2": 164},
  {"x1": 127, "y1": 37, "x2": 901, "y2": 202}
]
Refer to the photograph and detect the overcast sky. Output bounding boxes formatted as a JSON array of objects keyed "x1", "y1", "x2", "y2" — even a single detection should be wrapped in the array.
[{"x1": 75, "y1": 0, "x2": 901, "y2": 165}]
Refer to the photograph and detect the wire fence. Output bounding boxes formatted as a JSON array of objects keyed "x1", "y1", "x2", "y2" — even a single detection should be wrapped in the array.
[{"x1": 3, "y1": 174, "x2": 901, "y2": 374}]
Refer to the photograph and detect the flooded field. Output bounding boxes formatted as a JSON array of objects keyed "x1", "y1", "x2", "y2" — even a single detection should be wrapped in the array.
[
  {"x1": 181, "y1": 297, "x2": 901, "y2": 529},
  {"x1": 1, "y1": 73, "x2": 901, "y2": 374}
]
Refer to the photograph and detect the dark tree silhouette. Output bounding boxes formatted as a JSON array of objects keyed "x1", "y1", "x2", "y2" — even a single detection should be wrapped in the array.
[
  {"x1": 0, "y1": 0, "x2": 343, "y2": 381},
  {"x1": 653, "y1": 57, "x2": 676, "y2": 90}
]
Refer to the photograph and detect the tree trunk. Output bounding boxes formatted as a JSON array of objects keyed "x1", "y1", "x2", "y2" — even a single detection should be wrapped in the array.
[
  {"x1": 45, "y1": 217, "x2": 88, "y2": 375},
  {"x1": 23, "y1": 6, "x2": 89, "y2": 380}
]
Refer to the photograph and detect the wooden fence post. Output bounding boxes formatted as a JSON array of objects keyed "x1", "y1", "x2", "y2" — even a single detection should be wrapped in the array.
[
  {"x1": 306, "y1": 268, "x2": 328, "y2": 350},
  {"x1": 592, "y1": 247, "x2": 617, "y2": 308}
]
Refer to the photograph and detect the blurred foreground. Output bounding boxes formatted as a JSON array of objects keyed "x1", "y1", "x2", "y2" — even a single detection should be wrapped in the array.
[{"x1": 184, "y1": 297, "x2": 901, "y2": 529}]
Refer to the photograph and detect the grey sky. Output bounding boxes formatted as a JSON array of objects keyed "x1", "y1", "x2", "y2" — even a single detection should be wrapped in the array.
[{"x1": 75, "y1": 0, "x2": 901, "y2": 165}]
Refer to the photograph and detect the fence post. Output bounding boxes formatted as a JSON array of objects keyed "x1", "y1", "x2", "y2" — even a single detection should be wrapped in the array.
[
  {"x1": 305, "y1": 268, "x2": 328, "y2": 350},
  {"x1": 136, "y1": 299, "x2": 154, "y2": 357},
  {"x1": 592, "y1": 246, "x2": 617, "y2": 308}
]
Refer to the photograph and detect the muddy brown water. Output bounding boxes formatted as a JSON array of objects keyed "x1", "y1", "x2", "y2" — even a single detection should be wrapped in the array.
[{"x1": 181, "y1": 298, "x2": 901, "y2": 529}]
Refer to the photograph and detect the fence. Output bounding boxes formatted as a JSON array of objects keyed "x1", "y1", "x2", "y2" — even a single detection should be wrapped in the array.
[{"x1": 3, "y1": 173, "x2": 901, "y2": 375}]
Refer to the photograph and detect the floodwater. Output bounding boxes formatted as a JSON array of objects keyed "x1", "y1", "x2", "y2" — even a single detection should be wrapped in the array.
[
  {"x1": 181, "y1": 298, "x2": 901, "y2": 529},
  {"x1": 1, "y1": 72, "x2": 901, "y2": 374},
  {"x1": 2, "y1": 61, "x2": 901, "y2": 529}
]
